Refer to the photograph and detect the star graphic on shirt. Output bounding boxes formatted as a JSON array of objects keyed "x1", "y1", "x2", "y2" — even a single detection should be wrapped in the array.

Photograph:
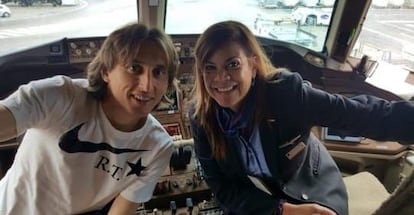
[{"x1": 127, "y1": 158, "x2": 146, "y2": 177}]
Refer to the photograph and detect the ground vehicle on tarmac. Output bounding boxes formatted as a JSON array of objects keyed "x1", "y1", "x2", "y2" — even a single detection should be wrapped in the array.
[
  {"x1": 0, "y1": 3, "x2": 11, "y2": 17},
  {"x1": 1, "y1": 0, "x2": 61, "y2": 6},
  {"x1": 291, "y1": 6, "x2": 333, "y2": 25}
]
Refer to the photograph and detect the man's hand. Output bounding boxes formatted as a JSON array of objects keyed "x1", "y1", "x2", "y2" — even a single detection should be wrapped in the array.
[
  {"x1": 107, "y1": 195, "x2": 141, "y2": 215},
  {"x1": 0, "y1": 104, "x2": 17, "y2": 142},
  {"x1": 282, "y1": 202, "x2": 337, "y2": 215}
]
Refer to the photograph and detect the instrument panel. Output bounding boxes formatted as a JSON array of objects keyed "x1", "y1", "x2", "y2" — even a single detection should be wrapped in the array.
[{"x1": 67, "y1": 37, "x2": 105, "y2": 64}]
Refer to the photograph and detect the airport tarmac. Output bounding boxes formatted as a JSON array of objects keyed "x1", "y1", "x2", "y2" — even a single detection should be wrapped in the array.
[{"x1": 1, "y1": 0, "x2": 86, "y2": 23}]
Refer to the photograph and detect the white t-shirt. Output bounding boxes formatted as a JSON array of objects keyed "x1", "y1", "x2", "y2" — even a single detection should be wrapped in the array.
[{"x1": 0, "y1": 75, "x2": 174, "y2": 214}]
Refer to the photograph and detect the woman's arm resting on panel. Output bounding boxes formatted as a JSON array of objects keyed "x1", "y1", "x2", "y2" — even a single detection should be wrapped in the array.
[
  {"x1": 107, "y1": 195, "x2": 141, "y2": 215},
  {"x1": 0, "y1": 104, "x2": 17, "y2": 142}
]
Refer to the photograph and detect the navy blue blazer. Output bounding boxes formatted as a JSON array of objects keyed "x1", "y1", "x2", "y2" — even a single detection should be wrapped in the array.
[{"x1": 190, "y1": 70, "x2": 414, "y2": 215}]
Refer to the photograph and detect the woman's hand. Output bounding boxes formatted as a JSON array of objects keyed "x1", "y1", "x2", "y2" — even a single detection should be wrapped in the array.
[{"x1": 282, "y1": 202, "x2": 337, "y2": 215}]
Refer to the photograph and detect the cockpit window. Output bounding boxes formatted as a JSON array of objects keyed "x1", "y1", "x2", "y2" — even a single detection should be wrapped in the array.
[
  {"x1": 164, "y1": 0, "x2": 335, "y2": 52},
  {"x1": 0, "y1": 0, "x2": 138, "y2": 56},
  {"x1": 1, "y1": 0, "x2": 413, "y2": 71}
]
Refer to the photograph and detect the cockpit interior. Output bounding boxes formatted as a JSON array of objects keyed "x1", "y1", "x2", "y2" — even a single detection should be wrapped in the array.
[{"x1": 0, "y1": 0, "x2": 413, "y2": 214}]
